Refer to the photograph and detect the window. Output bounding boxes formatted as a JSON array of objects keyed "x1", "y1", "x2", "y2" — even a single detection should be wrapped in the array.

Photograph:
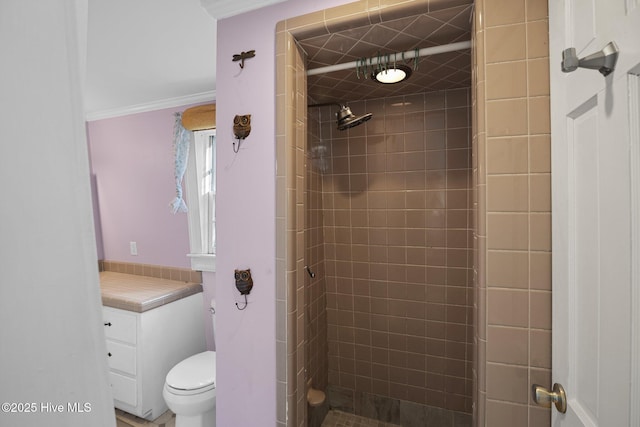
[{"x1": 184, "y1": 129, "x2": 216, "y2": 271}]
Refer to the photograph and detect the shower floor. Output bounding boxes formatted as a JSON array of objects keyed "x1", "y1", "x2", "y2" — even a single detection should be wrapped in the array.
[{"x1": 321, "y1": 410, "x2": 400, "y2": 427}]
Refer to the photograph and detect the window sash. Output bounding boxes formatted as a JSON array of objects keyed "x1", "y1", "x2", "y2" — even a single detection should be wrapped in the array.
[{"x1": 185, "y1": 129, "x2": 216, "y2": 271}]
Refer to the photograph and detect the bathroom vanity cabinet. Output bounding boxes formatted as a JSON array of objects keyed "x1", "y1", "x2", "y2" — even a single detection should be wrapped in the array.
[{"x1": 100, "y1": 272, "x2": 205, "y2": 421}]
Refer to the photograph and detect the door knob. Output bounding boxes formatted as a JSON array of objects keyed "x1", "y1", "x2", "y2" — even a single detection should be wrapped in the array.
[{"x1": 532, "y1": 383, "x2": 567, "y2": 413}]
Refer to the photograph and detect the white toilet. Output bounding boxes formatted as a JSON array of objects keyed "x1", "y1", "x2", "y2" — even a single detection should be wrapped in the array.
[{"x1": 163, "y1": 299, "x2": 216, "y2": 427}]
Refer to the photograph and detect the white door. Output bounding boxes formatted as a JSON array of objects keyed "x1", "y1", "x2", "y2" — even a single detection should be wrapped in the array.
[{"x1": 549, "y1": 1, "x2": 640, "y2": 426}]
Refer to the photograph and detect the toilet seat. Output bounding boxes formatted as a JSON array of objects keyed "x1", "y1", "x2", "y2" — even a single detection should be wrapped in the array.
[
  {"x1": 165, "y1": 351, "x2": 216, "y2": 396},
  {"x1": 166, "y1": 382, "x2": 216, "y2": 396}
]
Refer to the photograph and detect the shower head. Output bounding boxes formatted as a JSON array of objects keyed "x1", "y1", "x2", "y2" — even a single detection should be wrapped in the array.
[
  {"x1": 336, "y1": 105, "x2": 373, "y2": 131},
  {"x1": 308, "y1": 102, "x2": 373, "y2": 131}
]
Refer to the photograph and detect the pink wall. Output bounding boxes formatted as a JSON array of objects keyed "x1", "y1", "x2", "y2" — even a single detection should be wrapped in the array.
[
  {"x1": 87, "y1": 106, "x2": 191, "y2": 268},
  {"x1": 87, "y1": 106, "x2": 217, "y2": 350},
  {"x1": 215, "y1": 1, "x2": 353, "y2": 425}
]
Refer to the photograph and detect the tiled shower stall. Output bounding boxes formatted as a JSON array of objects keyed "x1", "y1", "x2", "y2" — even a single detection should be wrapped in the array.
[
  {"x1": 308, "y1": 89, "x2": 473, "y2": 417},
  {"x1": 276, "y1": 1, "x2": 552, "y2": 426}
]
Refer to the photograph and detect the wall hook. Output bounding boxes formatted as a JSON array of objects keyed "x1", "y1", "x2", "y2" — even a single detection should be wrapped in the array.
[
  {"x1": 232, "y1": 50, "x2": 256, "y2": 69},
  {"x1": 561, "y1": 41, "x2": 619, "y2": 77},
  {"x1": 232, "y1": 114, "x2": 251, "y2": 153},
  {"x1": 235, "y1": 294, "x2": 248, "y2": 310},
  {"x1": 234, "y1": 268, "x2": 253, "y2": 310}
]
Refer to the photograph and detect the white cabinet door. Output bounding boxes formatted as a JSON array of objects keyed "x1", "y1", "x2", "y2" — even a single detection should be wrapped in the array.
[
  {"x1": 105, "y1": 340, "x2": 137, "y2": 375},
  {"x1": 103, "y1": 307, "x2": 137, "y2": 344},
  {"x1": 109, "y1": 372, "x2": 137, "y2": 407}
]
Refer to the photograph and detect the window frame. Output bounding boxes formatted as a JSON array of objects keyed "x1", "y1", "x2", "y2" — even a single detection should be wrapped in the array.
[{"x1": 184, "y1": 129, "x2": 216, "y2": 272}]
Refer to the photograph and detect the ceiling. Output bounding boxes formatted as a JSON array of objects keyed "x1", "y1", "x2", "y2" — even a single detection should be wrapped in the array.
[
  {"x1": 85, "y1": 0, "x2": 284, "y2": 120},
  {"x1": 85, "y1": 0, "x2": 472, "y2": 120},
  {"x1": 199, "y1": 0, "x2": 286, "y2": 20},
  {"x1": 301, "y1": 2, "x2": 473, "y2": 104}
]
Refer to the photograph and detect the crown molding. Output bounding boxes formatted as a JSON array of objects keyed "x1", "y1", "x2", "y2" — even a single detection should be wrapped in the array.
[{"x1": 85, "y1": 90, "x2": 216, "y2": 122}]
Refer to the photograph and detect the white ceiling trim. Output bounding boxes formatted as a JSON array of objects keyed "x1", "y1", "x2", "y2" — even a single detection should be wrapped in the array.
[
  {"x1": 85, "y1": 90, "x2": 216, "y2": 122},
  {"x1": 200, "y1": 0, "x2": 287, "y2": 19}
]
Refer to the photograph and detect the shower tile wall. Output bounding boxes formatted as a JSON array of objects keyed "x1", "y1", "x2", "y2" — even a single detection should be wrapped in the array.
[
  {"x1": 316, "y1": 89, "x2": 473, "y2": 415},
  {"x1": 275, "y1": 28, "x2": 310, "y2": 427},
  {"x1": 306, "y1": 106, "x2": 329, "y2": 398},
  {"x1": 277, "y1": 3, "x2": 552, "y2": 427},
  {"x1": 472, "y1": 0, "x2": 552, "y2": 426}
]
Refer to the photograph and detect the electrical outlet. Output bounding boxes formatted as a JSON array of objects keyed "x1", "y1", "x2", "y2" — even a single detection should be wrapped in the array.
[{"x1": 130, "y1": 241, "x2": 138, "y2": 256}]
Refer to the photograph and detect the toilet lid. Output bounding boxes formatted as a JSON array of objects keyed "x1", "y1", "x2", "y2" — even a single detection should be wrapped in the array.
[{"x1": 166, "y1": 351, "x2": 216, "y2": 391}]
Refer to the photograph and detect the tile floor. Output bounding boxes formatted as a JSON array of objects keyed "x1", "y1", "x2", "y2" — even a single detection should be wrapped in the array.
[
  {"x1": 115, "y1": 409, "x2": 175, "y2": 427},
  {"x1": 116, "y1": 408, "x2": 400, "y2": 427},
  {"x1": 321, "y1": 410, "x2": 401, "y2": 427}
]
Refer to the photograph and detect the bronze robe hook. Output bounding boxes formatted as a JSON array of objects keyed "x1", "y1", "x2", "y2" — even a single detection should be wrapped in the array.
[{"x1": 232, "y1": 50, "x2": 256, "y2": 69}]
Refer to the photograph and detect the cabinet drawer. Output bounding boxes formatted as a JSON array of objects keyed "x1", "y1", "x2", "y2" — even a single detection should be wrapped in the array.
[
  {"x1": 106, "y1": 340, "x2": 136, "y2": 375},
  {"x1": 109, "y1": 371, "x2": 137, "y2": 407},
  {"x1": 103, "y1": 308, "x2": 137, "y2": 344}
]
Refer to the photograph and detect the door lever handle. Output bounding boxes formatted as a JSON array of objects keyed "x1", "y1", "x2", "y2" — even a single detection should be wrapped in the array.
[{"x1": 532, "y1": 383, "x2": 567, "y2": 413}]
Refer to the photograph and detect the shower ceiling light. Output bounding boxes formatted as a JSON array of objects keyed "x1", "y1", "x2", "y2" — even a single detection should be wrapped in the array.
[{"x1": 373, "y1": 64, "x2": 412, "y2": 84}]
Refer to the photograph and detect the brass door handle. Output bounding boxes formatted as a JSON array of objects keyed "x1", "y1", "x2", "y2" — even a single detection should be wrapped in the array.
[{"x1": 532, "y1": 383, "x2": 567, "y2": 413}]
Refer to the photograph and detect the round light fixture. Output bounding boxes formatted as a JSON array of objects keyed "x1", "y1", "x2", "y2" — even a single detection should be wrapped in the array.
[{"x1": 373, "y1": 64, "x2": 412, "y2": 84}]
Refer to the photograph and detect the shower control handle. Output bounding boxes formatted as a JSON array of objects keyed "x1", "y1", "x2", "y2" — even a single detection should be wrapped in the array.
[
  {"x1": 305, "y1": 265, "x2": 316, "y2": 279},
  {"x1": 104, "y1": 322, "x2": 111, "y2": 326}
]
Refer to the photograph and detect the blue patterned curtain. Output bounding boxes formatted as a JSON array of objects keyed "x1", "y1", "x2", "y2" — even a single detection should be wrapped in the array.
[{"x1": 169, "y1": 112, "x2": 191, "y2": 214}]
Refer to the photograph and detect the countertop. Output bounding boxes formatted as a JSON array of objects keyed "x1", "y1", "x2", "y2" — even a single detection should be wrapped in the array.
[{"x1": 100, "y1": 271, "x2": 202, "y2": 313}]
